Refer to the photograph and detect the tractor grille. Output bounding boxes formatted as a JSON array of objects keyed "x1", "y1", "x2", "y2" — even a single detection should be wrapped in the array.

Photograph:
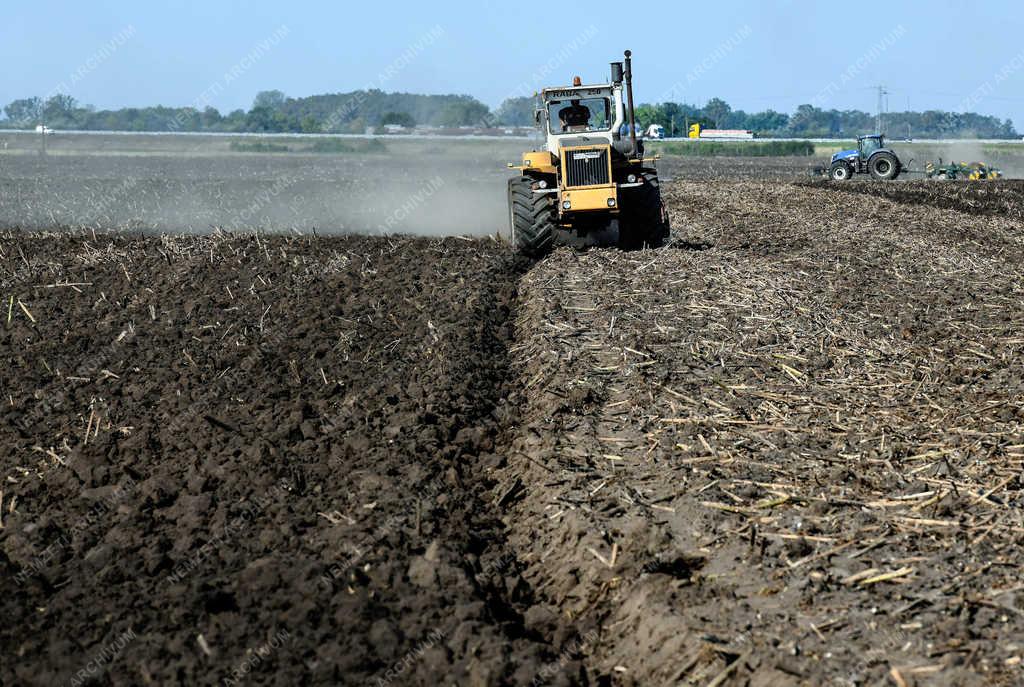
[{"x1": 563, "y1": 147, "x2": 610, "y2": 188}]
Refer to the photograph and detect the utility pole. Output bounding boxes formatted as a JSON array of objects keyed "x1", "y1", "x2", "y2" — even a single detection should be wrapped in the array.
[
  {"x1": 906, "y1": 96, "x2": 911, "y2": 140},
  {"x1": 875, "y1": 85, "x2": 888, "y2": 135}
]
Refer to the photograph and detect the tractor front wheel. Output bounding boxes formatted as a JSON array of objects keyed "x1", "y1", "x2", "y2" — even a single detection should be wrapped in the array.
[
  {"x1": 869, "y1": 152, "x2": 900, "y2": 180},
  {"x1": 829, "y1": 162, "x2": 853, "y2": 181},
  {"x1": 507, "y1": 176, "x2": 556, "y2": 258}
]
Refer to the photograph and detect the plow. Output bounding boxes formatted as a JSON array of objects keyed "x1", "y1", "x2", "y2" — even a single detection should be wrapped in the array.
[{"x1": 924, "y1": 159, "x2": 1003, "y2": 180}]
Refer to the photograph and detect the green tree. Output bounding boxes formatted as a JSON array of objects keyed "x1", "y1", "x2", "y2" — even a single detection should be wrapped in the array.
[
  {"x1": 245, "y1": 106, "x2": 275, "y2": 132},
  {"x1": 345, "y1": 117, "x2": 367, "y2": 134},
  {"x1": 703, "y1": 98, "x2": 732, "y2": 128},
  {"x1": 223, "y1": 109, "x2": 248, "y2": 132},
  {"x1": 658, "y1": 102, "x2": 688, "y2": 137},
  {"x1": 252, "y1": 90, "x2": 287, "y2": 111},
  {"x1": 43, "y1": 94, "x2": 78, "y2": 124},
  {"x1": 634, "y1": 104, "x2": 660, "y2": 130},
  {"x1": 742, "y1": 109, "x2": 789, "y2": 134},
  {"x1": 495, "y1": 97, "x2": 535, "y2": 127},
  {"x1": 200, "y1": 106, "x2": 222, "y2": 128},
  {"x1": 4, "y1": 97, "x2": 43, "y2": 126},
  {"x1": 380, "y1": 111, "x2": 415, "y2": 128},
  {"x1": 438, "y1": 101, "x2": 491, "y2": 127},
  {"x1": 788, "y1": 104, "x2": 828, "y2": 136},
  {"x1": 300, "y1": 115, "x2": 321, "y2": 133}
]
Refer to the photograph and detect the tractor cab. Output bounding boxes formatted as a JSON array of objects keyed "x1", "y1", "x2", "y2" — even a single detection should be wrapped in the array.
[
  {"x1": 538, "y1": 82, "x2": 626, "y2": 157},
  {"x1": 544, "y1": 92, "x2": 613, "y2": 136},
  {"x1": 832, "y1": 134, "x2": 886, "y2": 165},
  {"x1": 858, "y1": 134, "x2": 885, "y2": 158}
]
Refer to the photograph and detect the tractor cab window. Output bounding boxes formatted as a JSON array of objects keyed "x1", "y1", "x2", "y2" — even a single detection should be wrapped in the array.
[
  {"x1": 548, "y1": 98, "x2": 610, "y2": 134},
  {"x1": 860, "y1": 137, "x2": 882, "y2": 156}
]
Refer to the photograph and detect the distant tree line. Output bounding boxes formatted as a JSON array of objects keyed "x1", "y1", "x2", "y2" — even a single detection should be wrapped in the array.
[
  {"x1": 633, "y1": 98, "x2": 1019, "y2": 139},
  {"x1": 0, "y1": 90, "x2": 498, "y2": 134},
  {"x1": 1, "y1": 90, "x2": 1018, "y2": 139}
]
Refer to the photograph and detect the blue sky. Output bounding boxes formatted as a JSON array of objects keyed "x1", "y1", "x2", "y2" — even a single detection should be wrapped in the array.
[{"x1": 2, "y1": 0, "x2": 1023, "y2": 125}]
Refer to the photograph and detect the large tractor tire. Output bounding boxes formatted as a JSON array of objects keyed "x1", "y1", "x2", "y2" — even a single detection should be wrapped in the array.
[
  {"x1": 869, "y1": 152, "x2": 900, "y2": 180},
  {"x1": 619, "y1": 173, "x2": 670, "y2": 250},
  {"x1": 829, "y1": 161, "x2": 853, "y2": 181},
  {"x1": 507, "y1": 176, "x2": 555, "y2": 257}
]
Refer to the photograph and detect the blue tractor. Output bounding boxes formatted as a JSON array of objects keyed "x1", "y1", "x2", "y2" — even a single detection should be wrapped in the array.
[{"x1": 828, "y1": 134, "x2": 902, "y2": 181}]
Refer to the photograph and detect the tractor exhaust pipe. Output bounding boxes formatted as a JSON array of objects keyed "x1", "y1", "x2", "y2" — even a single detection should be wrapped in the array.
[
  {"x1": 610, "y1": 61, "x2": 623, "y2": 85},
  {"x1": 623, "y1": 50, "x2": 638, "y2": 157}
]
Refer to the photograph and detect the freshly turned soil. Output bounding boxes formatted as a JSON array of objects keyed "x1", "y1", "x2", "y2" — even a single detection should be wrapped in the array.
[
  {"x1": 4, "y1": 176, "x2": 1024, "y2": 686},
  {"x1": 0, "y1": 234, "x2": 575, "y2": 686},
  {"x1": 492, "y1": 180, "x2": 1024, "y2": 686},
  {"x1": 801, "y1": 178, "x2": 1024, "y2": 219}
]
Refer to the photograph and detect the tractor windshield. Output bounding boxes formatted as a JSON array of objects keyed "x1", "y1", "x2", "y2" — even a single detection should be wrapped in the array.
[
  {"x1": 860, "y1": 137, "x2": 882, "y2": 156},
  {"x1": 548, "y1": 97, "x2": 611, "y2": 134}
]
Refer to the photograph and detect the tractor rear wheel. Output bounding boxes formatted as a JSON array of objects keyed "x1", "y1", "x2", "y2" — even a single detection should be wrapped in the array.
[
  {"x1": 619, "y1": 173, "x2": 670, "y2": 249},
  {"x1": 829, "y1": 162, "x2": 853, "y2": 181},
  {"x1": 869, "y1": 152, "x2": 900, "y2": 180},
  {"x1": 507, "y1": 176, "x2": 555, "y2": 257}
]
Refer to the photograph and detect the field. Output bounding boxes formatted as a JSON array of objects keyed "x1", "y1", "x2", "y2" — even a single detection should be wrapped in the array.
[
  {"x1": 4, "y1": 136, "x2": 1024, "y2": 685},
  {"x1": 648, "y1": 141, "x2": 816, "y2": 157}
]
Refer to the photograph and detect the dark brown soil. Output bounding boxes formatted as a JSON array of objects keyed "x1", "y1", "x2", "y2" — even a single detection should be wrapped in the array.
[
  {"x1": 0, "y1": 234, "x2": 579, "y2": 686},
  {"x1": 656, "y1": 155, "x2": 814, "y2": 181},
  {"x1": 4, "y1": 176, "x2": 1024, "y2": 686},
  {"x1": 802, "y1": 178, "x2": 1024, "y2": 219}
]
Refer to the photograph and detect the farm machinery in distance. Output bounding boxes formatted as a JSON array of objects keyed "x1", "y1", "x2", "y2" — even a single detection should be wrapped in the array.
[{"x1": 810, "y1": 133, "x2": 1003, "y2": 182}]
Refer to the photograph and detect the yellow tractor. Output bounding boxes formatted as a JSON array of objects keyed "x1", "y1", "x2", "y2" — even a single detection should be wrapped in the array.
[{"x1": 506, "y1": 50, "x2": 669, "y2": 256}]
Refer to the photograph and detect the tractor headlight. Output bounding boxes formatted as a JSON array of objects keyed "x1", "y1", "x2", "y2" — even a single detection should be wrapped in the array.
[
  {"x1": 607, "y1": 198, "x2": 616, "y2": 207},
  {"x1": 627, "y1": 174, "x2": 637, "y2": 183},
  {"x1": 562, "y1": 200, "x2": 571, "y2": 210},
  {"x1": 538, "y1": 180, "x2": 548, "y2": 189},
  {"x1": 524, "y1": 159, "x2": 532, "y2": 167}
]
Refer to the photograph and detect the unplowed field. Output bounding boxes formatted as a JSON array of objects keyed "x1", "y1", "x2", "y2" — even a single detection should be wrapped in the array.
[{"x1": 4, "y1": 178, "x2": 1024, "y2": 686}]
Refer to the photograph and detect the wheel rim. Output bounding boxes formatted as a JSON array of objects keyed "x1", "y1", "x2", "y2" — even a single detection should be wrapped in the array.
[
  {"x1": 877, "y1": 160, "x2": 891, "y2": 175},
  {"x1": 834, "y1": 167, "x2": 847, "y2": 180}
]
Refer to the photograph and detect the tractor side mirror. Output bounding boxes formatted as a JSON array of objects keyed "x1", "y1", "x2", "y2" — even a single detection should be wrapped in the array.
[{"x1": 534, "y1": 109, "x2": 543, "y2": 124}]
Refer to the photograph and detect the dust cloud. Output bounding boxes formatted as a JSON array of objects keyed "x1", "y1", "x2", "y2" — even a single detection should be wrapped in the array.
[
  {"x1": 0, "y1": 133, "x2": 518, "y2": 236},
  {"x1": 890, "y1": 140, "x2": 1023, "y2": 178}
]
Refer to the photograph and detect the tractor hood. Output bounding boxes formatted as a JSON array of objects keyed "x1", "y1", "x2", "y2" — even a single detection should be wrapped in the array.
[{"x1": 832, "y1": 149, "x2": 859, "y2": 163}]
